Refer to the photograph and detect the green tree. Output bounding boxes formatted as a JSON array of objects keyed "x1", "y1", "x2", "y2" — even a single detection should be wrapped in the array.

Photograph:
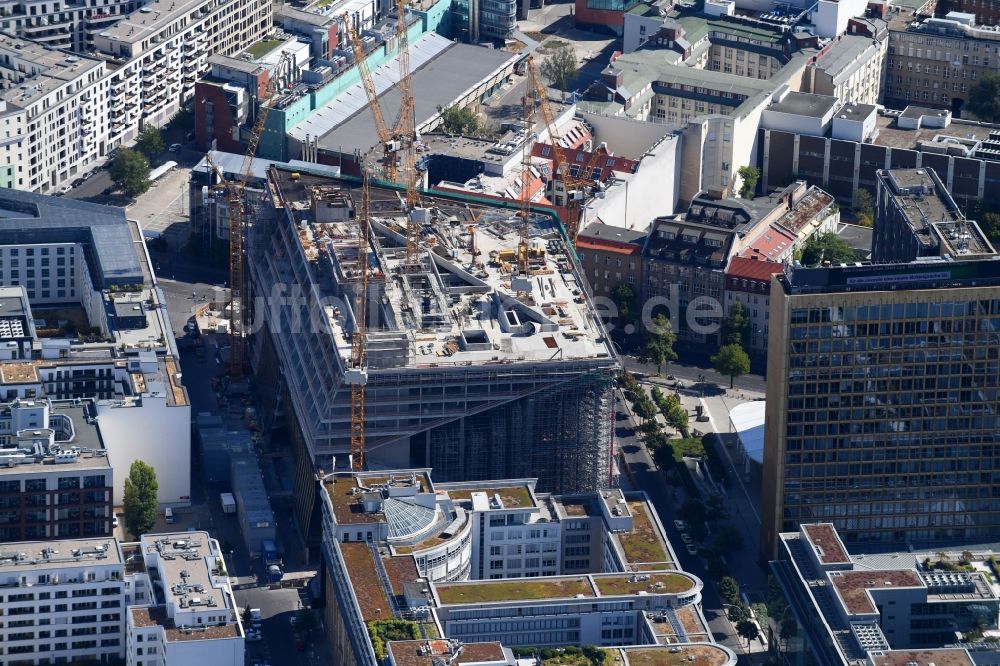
[
  {"x1": 728, "y1": 603, "x2": 751, "y2": 623},
  {"x1": 169, "y1": 108, "x2": 194, "y2": 131},
  {"x1": 135, "y1": 126, "x2": 165, "y2": 158},
  {"x1": 712, "y1": 524, "x2": 745, "y2": 555},
  {"x1": 110, "y1": 148, "x2": 151, "y2": 198},
  {"x1": 717, "y1": 575, "x2": 741, "y2": 605},
  {"x1": 642, "y1": 314, "x2": 677, "y2": 375},
  {"x1": 438, "y1": 104, "x2": 481, "y2": 136},
  {"x1": 633, "y1": 396, "x2": 657, "y2": 423},
  {"x1": 968, "y1": 71, "x2": 1000, "y2": 123},
  {"x1": 662, "y1": 394, "x2": 689, "y2": 437},
  {"x1": 801, "y1": 231, "x2": 858, "y2": 266},
  {"x1": 736, "y1": 619, "x2": 760, "y2": 647},
  {"x1": 853, "y1": 187, "x2": 874, "y2": 227},
  {"x1": 712, "y1": 343, "x2": 750, "y2": 388},
  {"x1": 678, "y1": 498, "x2": 707, "y2": 525},
  {"x1": 738, "y1": 165, "x2": 760, "y2": 199},
  {"x1": 706, "y1": 493, "x2": 728, "y2": 523},
  {"x1": 611, "y1": 284, "x2": 636, "y2": 323},
  {"x1": 800, "y1": 231, "x2": 858, "y2": 266},
  {"x1": 720, "y1": 302, "x2": 750, "y2": 347},
  {"x1": 123, "y1": 460, "x2": 158, "y2": 538},
  {"x1": 540, "y1": 46, "x2": 577, "y2": 99}
]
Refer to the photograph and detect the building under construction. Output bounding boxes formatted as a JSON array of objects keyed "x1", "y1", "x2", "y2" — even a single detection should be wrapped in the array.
[{"x1": 248, "y1": 165, "x2": 619, "y2": 542}]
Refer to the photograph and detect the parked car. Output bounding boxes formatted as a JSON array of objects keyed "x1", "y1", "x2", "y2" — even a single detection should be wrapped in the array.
[
  {"x1": 169, "y1": 143, "x2": 183, "y2": 152},
  {"x1": 680, "y1": 534, "x2": 693, "y2": 544},
  {"x1": 673, "y1": 520, "x2": 686, "y2": 531},
  {"x1": 246, "y1": 630, "x2": 262, "y2": 642},
  {"x1": 686, "y1": 543, "x2": 698, "y2": 555},
  {"x1": 112, "y1": 516, "x2": 119, "y2": 528}
]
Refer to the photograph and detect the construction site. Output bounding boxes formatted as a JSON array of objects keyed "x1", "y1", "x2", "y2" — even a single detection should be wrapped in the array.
[{"x1": 246, "y1": 165, "x2": 619, "y2": 538}]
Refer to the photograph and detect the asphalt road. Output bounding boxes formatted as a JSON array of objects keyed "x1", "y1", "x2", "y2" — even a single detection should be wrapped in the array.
[
  {"x1": 621, "y1": 353, "x2": 767, "y2": 394},
  {"x1": 615, "y1": 391, "x2": 744, "y2": 652}
]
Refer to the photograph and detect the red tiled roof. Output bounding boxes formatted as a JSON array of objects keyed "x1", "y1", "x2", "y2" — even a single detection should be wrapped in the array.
[
  {"x1": 726, "y1": 256, "x2": 784, "y2": 282},
  {"x1": 740, "y1": 223, "x2": 796, "y2": 262},
  {"x1": 532, "y1": 143, "x2": 639, "y2": 180}
]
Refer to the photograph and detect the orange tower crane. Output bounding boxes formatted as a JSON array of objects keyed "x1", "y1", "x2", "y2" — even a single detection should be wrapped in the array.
[
  {"x1": 224, "y1": 51, "x2": 290, "y2": 379},
  {"x1": 348, "y1": 172, "x2": 371, "y2": 471}
]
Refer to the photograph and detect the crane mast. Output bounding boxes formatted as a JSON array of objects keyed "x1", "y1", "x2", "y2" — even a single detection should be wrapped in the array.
[
  {"x1": 348, "y1": 172, "x2": 371, "y2": 471},
  {"x1": 227, "y1": 52, "x2": 290, "y2": 379}
]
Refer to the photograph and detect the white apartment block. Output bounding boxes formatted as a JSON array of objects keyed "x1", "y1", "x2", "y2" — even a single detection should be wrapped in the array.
[
  {"x1": 0, "y1": 532, "x2": 244, "y2": 666},
  {"x1": 126, "y1": 532, "x2": 245, "y2": 666},
  {"x1": 0, "y1": 0, "x2": 137, "y2": 52},
  {"x1": 807, "y1": 31, "x2": 887, "y2": 107},
  {"x1": 94, "y1": 0, "x2": 271, "y2": 146},
  {"x1": 0, "y1": 537, "x2": 127, "y2": 665},
  {"x1": 0, "y1": 34, "x2": 109, "y2": 192},
  {"x1": 0, "y1": 0, "x2": 269, "y2": 192}
]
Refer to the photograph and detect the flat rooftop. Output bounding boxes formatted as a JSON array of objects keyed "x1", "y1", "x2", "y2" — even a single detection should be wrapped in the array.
[
  {"x1": 130, "y1": 606, "x2": 241, "y2": 642},
  {"x1": 0, "y1": 401, "x2": 110, "y2": 473},
  {"x1": 388, "y1": 640, "x2": 507, "y2": 666},
  {"x1": 443, "y1": 483, "x2": 536, "y2": 509},
  {"x1": 99, "y1": 0, "x2": 208, "y2": 46},
  {"x1": 0, "y1": 537, "x2": 121, "y2": 571},
  {"x1": 324, "y1": 471, "x2": 433, "y2": 525},
  {"x1": 829, "y1": 570, "x2": 924, "y2": 615},
  {"x1": 619, "y1": 645, "x2": 735, "y2": 666},
  {"x1": 340, "y1": 542, "x2": 394, "y2": 621},
  {"x1": 143, "y1": 532, "x2": 232, "y2": 616},
  {"x1": 869, "y1": 650, "x2": 975, "y2": 666},
  {"x1": 291, "y1": 33, "x2": 517, "y2": 157},
  {"x1": 0, "y1": 34, "x2": 104, "y2": 109},
  {"x1": 770, "y1": 92, "x2": 839, "y2": 119},
  {"x1": 614, "y1": 500, "x2": 673, "y2": 569},
  {"x1": 802, "y1": 523, "x2": 850, "y2": 564},
  {"x1": 435, "y1": 577, "x2": 597, "y2": 605},
  {"x1": 592, "y1": 572, "x2": 695, "y2": 596},
  {"x1": 266, "y1": 168, "x2": 615, "y2": 369}
]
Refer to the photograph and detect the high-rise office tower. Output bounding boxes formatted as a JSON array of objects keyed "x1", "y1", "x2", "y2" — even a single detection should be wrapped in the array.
[{"x1": 762, "y1": 168, "x2": 1000, "y2": 556}]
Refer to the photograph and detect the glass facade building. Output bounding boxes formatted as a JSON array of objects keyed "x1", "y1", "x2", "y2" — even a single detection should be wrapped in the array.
[{"x1": 762, "y1": 263, "x2": 1000, "y2": 556}]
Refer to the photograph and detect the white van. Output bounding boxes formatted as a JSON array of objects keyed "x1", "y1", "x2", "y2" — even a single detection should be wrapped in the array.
[{"x1": 164, "y1": 507, "x2": 175, "y2": 524}]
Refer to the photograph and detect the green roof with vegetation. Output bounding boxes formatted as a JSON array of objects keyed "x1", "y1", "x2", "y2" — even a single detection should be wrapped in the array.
[
  {"x1": 593, "y1": 572, "x2": 695, "y2": 596},
  {"x1": 616, "y1": 501, "x2": 669, "y2": 564},
  {"x1": 445, "y1": 485, "x2": 535, "y2": 508},
  {"x1": 436, "y1": 577, "x2": 595, "y2": 604},
  {"x1": 246, "y1": 38, "x2": 283, "y2": 59}
]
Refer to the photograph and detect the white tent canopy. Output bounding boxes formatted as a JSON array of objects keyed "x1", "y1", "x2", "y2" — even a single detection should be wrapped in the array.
[{"x1": 729, "y1": 400, "x2": 765, "y2": 465}]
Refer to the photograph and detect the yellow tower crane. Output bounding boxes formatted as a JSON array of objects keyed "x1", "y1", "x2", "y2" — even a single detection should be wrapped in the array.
[{"x1": 348, "y1": 172, "x2": 371, "y2": 471}]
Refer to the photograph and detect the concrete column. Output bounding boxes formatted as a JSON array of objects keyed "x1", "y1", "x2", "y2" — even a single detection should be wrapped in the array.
[
  {"x1": 979, "y1": 160, "x2": 987, "y2": 199},
  {"x1": 822, "y1": 139, "x2": 831, "y2": 188},
  {"x1": 853, "y1": 142, "x2": 862, "y2": 195},
  {"x1": 762, "y1": 130, "x2": 770, "y2": 192},
  {"x1": 946, "y1": 156, "x2": 955, "y2": 192},
  {"x1": 792, "y1": 134, "x2": 800, "y2": 174}
]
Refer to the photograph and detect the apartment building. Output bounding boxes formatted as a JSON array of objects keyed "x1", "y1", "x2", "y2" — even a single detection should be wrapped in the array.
[
  {"x1": 576, "y1": 223, "x2": 645, "y2": 299},
  {"x1": 0, "y1": 398, "x2": 112, "y2": 543},
  {"x1": 762, "y1": 173, "x2": 1000, "y2": 556},
  {"x1": 723, "y1": 258, "x2": 784, "y2": 354},
  {"x1": 0, "y1": 531, "x2": 244, "y2": 665},
  {"x1": 319, "y1": 468, "x2": 726, "y2": 666},
  {"x1": 125, "y1": 532, "x2": 245, "y2": 665},
  {"x1": 772, "y1": 523, "x2": 999, "y2": 665},
  {"x1": 0, "y1": 537, "x2": 128, "y2": 664},
  {"x1": 885, "y1": 10, "x2": 1000, "y2": 117},
  {"x1": 0, "y1": 0, "x2": 139, "y2": 52},
  {"x1": 93, "y1": 0, "x2": 270, "y2": 146},
  {"x1": 0, "y1": 34, "x2": 109, "y2": 192},
  {"x1": 250, "y1": 167, "x2": 618, "y2": 543},
  {"x1": 806, "y1": 28, "x2": 887, "y2": 106}
]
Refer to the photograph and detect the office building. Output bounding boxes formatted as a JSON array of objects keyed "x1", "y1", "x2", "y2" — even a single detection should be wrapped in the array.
[
  {"x1": 872, "y1": 167, "x2": 995, "y2": 263},
  {"x1": 885, "y1": 9, "x2": 1000, "y2": 117},
  {"x1": 759, "y1": 98, "x2": 1000, "y2": 209},
  {"x1": 0, "y1": 398, "x2": 113, "y2": 543},
  {"x1": 319, "y1": 469, "x2": 733, "y2": 666},
  {"x1": 250, "y1": 167, "x2": 618, "y2": 542},
  {"x1": 451, "y1": 0, "x2": 518, "y2": 41},
  {"x1": 762, "y1": 175, "x2": 1000, "y2": 555},
  {"x1": 771, "y1": 522, "x2": 999, "y2": 666},
  {"x1": 806, "y1": 27, "x2": 888, "y2": 107}
]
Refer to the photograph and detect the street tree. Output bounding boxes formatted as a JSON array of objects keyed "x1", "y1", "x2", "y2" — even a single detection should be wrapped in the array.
[
  {"x1": 969, "y1": 72, "x2": 1000, "y2": 123},
  {"x1": 540, "y1": 46, "x2": 577, "y2": 99},
  {"x1": 711, "y1": 524, "x2": 745, "y2": 555},
  {"x1": 706, "y1": 493, "x2": 728, "y2": 523},
  {"x1": 135, "y1": 126, "x2": 165, "y2": 158},
  {"x1": 642, "y1": 314, "x2": 677, "y2": 375},
  {"x1": 717, "y1": 576, "x2": 740, "y2": 605},
  {"x1": 712, "y1": 343, "x2": 751, "y2": 388},
  {"x1": 720, "y1": 302, "x2": 750, "y2": 347},
  {"x1": 438, "y1": 105, "x2": 481, "y2": 136},
  {"x1": 662, "y1": 394, "x2": 689, "y2": 437},
  {"x1": 678, "y1": 498, "x2": 707, "y2": 525},
  {"x1": 633, "y1": 396, "x2": 657, "y2": 423},
  {"x1": 727, "y1": 603, "x2": 751, "y2": 623},
  {"x1": 736, "y1": 619, "x2": 760, "y2": 648},
  {"x1": 110, "y1": 148, "x2": 151, "y2": 198},
  {"x1": 738, "y1": 165, "x2": 760, "y2": 198},
  {"x1": 123, "y1": 460, "x2": 158, "y2": 538}
]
